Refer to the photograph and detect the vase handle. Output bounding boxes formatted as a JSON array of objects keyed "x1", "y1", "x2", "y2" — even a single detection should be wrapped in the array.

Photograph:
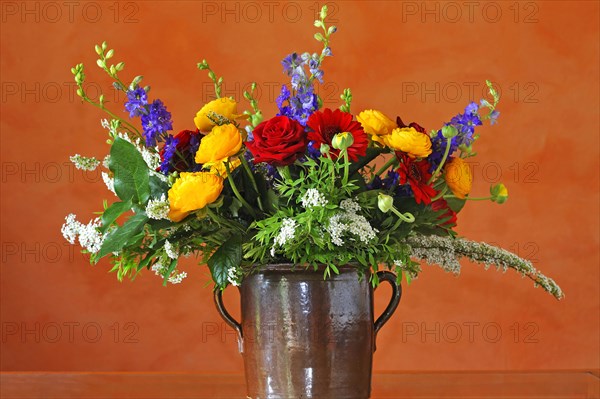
[
  {"x1": 373, "y1": 271, "x2": 402, "y2": 348},
  {"x1": 213, "y1": 287, "x2": 244, "y2": 353}
]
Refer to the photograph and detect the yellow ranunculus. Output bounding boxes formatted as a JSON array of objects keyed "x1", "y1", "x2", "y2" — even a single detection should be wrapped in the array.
[
  {"x1": 357, "y1": 110, "x2": 397, "y2": 144},
  {"x1": 209, "y1": 157, "x2": 242, "y2": 178},
  {"x1": 168, "y1": 172, "x2": 224, "y2": 222},
  {"x1": 194, "y1": 97, "x2": 239, "y2": 132},
  {"x1": 195, "y1": 123, "x2": 243, "y2": 165},
  {"x1": 444, "y1": 157, "x2": 472, "y2": 199},
  {"x1": 382, "y1": 127, "x2": 432, "y2": 158}
]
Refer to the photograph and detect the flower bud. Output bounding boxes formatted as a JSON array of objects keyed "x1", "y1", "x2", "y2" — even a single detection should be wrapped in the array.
[
  {"x1": 441, "y1": 125, "x2": 458, "y2": 139},
  {"x1": 378, "y1": 193, "x2": 394, "y2": 213},
  {"x1": 331, "y1": 132, "x2": 354, "y2": 150},
  {"x1": 490, "y1": 183, "x2": 508, "y2": 204},
  {"x1": 320, "y1": 143, "x2": 331, "y2": 154}
]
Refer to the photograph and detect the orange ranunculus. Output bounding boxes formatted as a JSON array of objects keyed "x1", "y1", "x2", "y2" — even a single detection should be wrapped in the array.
[{"x1": 444, "y1": 157, "x2": 472, "y2": 199}]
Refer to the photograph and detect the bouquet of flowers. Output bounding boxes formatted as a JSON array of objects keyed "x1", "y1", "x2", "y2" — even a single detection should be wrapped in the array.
[{"x1": 61, "y1": 6, "x2": 562, "y2": 299}]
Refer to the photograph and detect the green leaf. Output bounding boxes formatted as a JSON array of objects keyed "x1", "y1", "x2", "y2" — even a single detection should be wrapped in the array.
[
  {"x1": 149, "y1": 174, "x2": 169, "y2": 199},
  {"x1": 349, "y1": 147, "x2": 386, "y2": 176},
  {"x1": 97, "y1": 213, "x2": 149, "y2": 259},
  {"x1": 100, "y1": 200, "x2": 132, "y2": 233},
  {"x1": 109, "y1": 138, "x2": 150, "y2": 205},
  {"x1": 446, "y1": 196, "x2": 467, "y2": 213},
  {"x1": 162, "y1": 258, "x2": 178, "y2": 286},
  {"x1": 207, "y1": 233, "x2": 243, "y2": 288}
]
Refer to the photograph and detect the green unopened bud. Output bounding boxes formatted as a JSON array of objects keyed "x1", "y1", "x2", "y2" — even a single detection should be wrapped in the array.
[
  {"x1": 320, "y1": 5, "x2": 328, "y2": 20},
  {"x1": 490, "y1": 183, "x2": 508, "y2": 204},
  {"x1": 320, "y1": 143, "x2": 330, "y2": 154},
  {"x1": 378, "y1": 193, "x2": 394, "y2": 213},
  {"x1": 331, "y1": 132, "x2": 354, "y2": 151},
  {"x1": 441, "y1": 125, "x2": 458, "y2": 139}
]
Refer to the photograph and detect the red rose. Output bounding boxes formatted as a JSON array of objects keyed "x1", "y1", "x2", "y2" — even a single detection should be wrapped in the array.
[{"x1": 246, "y1": 116, "x2": 308, "y2": 166}]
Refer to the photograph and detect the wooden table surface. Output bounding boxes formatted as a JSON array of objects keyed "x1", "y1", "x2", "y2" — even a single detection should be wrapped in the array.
[{"x1": 1, "y1": 371, "x2": 599, "y2": 398}]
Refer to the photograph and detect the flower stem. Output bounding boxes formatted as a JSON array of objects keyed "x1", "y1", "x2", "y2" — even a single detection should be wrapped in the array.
[
  {"x1": 83, "y1": 96, "x2": 141, "y2": 137},
  {"x1": 240, "y1": 155, "x2": 264, "y2": 212},
  {"x1": 431, "y1": 186, "x2": 448, "y2": 202},
  {"x1": 342, "y1": 149, "x2": 350, "y2": 185},
  {"x1": 444, "y1": 195, "x2": 492, "y2": 201},
  {"x1": 369, "y1": 155, "x2": 398, "y2": 184},
  {"x1": 391, "y1": 207, "x2": 415, "y2": 223},
  {"x1": 225, "y1": 162, "x2": 257, "y2": 218},
  {"x1": 428, "y1": 138, "x2": 452, "y2": 185}
]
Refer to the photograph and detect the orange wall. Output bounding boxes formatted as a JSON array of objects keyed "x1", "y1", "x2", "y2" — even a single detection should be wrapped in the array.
[{"x1": 1, "y1": 1, "x2": 598, "y2": 372}]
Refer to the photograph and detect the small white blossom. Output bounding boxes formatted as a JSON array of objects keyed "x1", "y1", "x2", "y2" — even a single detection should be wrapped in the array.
[
  {"x1": 70, "y1": 154, "x2": 100, "y2": 171},
  {"x1": 61, "y1": 214, "x2": 82, "y2": 244},
  {"x1": 271, "y1": 218, "x2": 297, "y2": 255},
  {"x1": 102, "y1": 155, "x2": 111, "y2": 169},
  {"x1": 227, "y1": 266, "x2": 241, "y2": 287},
  {"x1": 326, "y1": 200, "x2": 378, "y2": 247},
  {"x1": 151, "y1": 260, "x2": 187, "y2": 285},
  {"x1": 301, "y1": 189, "x2": 328, "y2": 209},
  {"x1": 101, "y1": 119, "x2": 110, "y2": 130},
  {"x1": 327, "y1": 214, "x2": 345, "y2": 246},
  {"x1": 340, "y1": 198, "x2": 361, "y2": 213},
  {"x1": 164, "y1": 239, "x2": 178, "y2": 259},
  {"x1": 146, "y1": 194, "x2": 170, "y2": 220},
  {"x1": 77, "y1": 218, "x2": 104, "y2": 254},
  {"x1": 274, "y1": 218, "x2": 297, "y2": 247},
  {"x1": 102, "y1": 172, "x2": 116, "y2": 194},
  {"x1": 168, "y1": 271, "x2": 187, "y2": 284}
]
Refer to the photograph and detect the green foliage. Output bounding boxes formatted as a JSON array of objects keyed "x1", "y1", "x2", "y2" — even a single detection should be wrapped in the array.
[
  {"x1": 208, "y1": 233, "x2": 243, "y2": 289},
  {"x1": 109, "y1": 138, "x2": 150, "y2": 205},
  {"x1": 97, "y1": 213, "x2": 149, "y2": 259}
]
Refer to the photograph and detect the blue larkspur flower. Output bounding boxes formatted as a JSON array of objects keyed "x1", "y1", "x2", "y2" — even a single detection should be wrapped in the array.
[
  {"x1": 141, "y1": 99, "x2": 173, "y2": 147},
  {"x1": 281, "y1": 53, "x2": 305, "y2": 76},
  {"x1": 125, "y1": 87, "x2": 148, "y2": 118},
  {"x1": 489, "y1": 110, "x2": 500, "y2": 125},
  {"x1": 160, "y1": 135, "x2": 179, "y2": 174}
]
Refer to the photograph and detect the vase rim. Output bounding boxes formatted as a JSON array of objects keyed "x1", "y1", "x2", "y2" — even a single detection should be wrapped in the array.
[{"x1": 246, "y1": 263, "x2": 363, "y2": 273}]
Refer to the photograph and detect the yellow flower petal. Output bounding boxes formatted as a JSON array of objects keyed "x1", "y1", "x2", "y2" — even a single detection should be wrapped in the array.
[
  {"x1": 357, "y1": 109, "x2": 397, "y2": 139},
  {"x1": 208, "y1": 157, "x2": 242, "y2": 178},
  {"x1": 195, "y1": 123, "x2": 242, "y2": 165},
  {"x1": 194, "y1": 97, "x2": 239, "y2": 133},
  {"x1": 382, "y1": 127, "x2": 432, "y2": 158},
  {"x1": 167, "y1": 172, "x2": 224, "y2": 222}
]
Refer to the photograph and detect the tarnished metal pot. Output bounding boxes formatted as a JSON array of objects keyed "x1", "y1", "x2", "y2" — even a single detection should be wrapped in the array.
[{"x1": 214, "y1": 264, "x2": 401, "y2": 399}]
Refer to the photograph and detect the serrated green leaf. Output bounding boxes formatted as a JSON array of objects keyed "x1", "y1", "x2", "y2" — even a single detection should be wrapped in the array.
[
  {"x1": 207, "y1": 233, "x2": 243, "y2": 288},
  {"x1": 109, "y1": 138, "x2": 150, "y2": 205}
]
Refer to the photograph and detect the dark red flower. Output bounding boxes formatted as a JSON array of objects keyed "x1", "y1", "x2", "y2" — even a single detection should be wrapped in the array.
[
  {"x1": 307, "y1": 108, "x2": 368, "y2": 161},
  {"x1": 431, "y1": 198, "x2": 457, "y2": 228},
  {"x1": 246, "y1": 116, "x2": 308, "y2": 166},
  {"x1": 160, "y1": 129, "x2": 201, "y2": 173},
  {"x1": 396, "y1": 153, "x2": 437, "y2": 204},
  {"x1": 396, "y1": 116, "x2": 426, "y2": 133}
]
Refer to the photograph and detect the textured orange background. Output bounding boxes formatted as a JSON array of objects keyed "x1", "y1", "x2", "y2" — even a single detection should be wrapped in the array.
[{"x1": 1, "y1": 0, "x2": 598, "y2": 373}]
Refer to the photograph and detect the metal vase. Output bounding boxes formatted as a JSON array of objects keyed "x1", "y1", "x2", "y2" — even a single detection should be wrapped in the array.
[{"x1": 214, "y1": 264, "x2": 401, "y2": 399}]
